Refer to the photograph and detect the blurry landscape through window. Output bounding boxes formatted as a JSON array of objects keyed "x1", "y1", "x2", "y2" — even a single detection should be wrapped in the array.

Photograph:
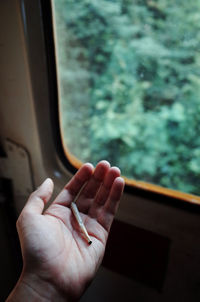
[{"x1": 52, "y1": 0, "x2": 200, "y2": 196}]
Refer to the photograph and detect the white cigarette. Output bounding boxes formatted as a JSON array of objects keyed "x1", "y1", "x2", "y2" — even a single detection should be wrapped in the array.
[{"x1": 71, "y1": 202, "x2": 92, "y2": 244}]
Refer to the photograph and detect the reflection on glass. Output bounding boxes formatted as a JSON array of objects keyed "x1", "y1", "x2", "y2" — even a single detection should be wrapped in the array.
[{"x1": 52, "y1": 0, "x2": 200, "y2": 196}]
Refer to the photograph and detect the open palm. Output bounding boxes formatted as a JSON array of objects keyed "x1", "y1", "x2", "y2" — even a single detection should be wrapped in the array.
[{"x1": 17, "y1": 161, "x2": 124, "y2": 301}]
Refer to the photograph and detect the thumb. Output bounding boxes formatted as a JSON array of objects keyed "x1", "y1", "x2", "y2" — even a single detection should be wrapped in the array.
[{"x1": 23, "y1": 178, "x2": 54, "y2": 215}]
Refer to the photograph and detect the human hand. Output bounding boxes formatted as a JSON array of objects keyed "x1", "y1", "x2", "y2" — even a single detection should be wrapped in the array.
[{"x1": 7, "y1": 161, "x2": 124, "y2": 301}]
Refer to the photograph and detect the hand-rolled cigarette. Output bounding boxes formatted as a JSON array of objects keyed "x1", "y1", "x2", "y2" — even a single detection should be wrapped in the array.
[{"x1": 71, "y1": 202, "x2": 92, "y2": 244}]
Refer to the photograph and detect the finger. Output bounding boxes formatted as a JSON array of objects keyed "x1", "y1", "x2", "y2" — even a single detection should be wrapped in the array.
[
  {"x1": 81, "y1": 161, "x2": 110, "y2": 198},
  {"x1": 93, "y1": 167, "x2": 120, "y2": 206},
  {"x1": 22, "y1": 178, "x2": 54, "y2": 215},
  {"x1": 76, "y1": 160, "x2": 110, "y2": 212},
  {"x1": 98, "y1": 177, "x2": 125, "y2": 231},
  {"x1": 88, "y1": 167, "x2": 121, "y2": 218},
  {"x1": 53, "y1": 163, "x2": 94, "y2": 206}
]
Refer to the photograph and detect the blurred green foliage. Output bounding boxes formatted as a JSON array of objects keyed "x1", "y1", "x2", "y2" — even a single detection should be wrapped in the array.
[{"x1": 53, "y1": 0, "x2": 200, "y2": 195}]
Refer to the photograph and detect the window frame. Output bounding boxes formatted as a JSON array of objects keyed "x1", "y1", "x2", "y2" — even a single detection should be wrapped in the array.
[{"x1": 40, "y1": 0, "x2": 200, "y2": 210}]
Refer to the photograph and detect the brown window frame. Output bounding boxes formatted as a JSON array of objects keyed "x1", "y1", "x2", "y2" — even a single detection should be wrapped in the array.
[{"x1": 43, "y1": 0, "x2": 200, "y2": 208}]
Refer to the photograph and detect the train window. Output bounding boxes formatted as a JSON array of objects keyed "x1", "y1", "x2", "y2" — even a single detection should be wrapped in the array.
[{"x1": 51, "y1": 0, "x2": 200, "y2": 203}]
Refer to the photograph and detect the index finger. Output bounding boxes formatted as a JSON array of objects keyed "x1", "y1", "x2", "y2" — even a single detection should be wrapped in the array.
[{"x1": 53, "y1": 163, "x2": 94, "y2": 206}]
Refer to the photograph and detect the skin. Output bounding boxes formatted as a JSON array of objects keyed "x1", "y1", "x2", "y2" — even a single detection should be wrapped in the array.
[{"x1": 7, "y1": 161, "x2": 125, "y2": 301}]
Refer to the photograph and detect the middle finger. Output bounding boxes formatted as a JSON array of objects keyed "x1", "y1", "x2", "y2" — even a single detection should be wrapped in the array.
[{"x1": 76, "y1": 160, "x2": 110, "y2": 213}]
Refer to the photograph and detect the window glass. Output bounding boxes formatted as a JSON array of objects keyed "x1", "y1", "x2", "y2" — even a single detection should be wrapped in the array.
[{"x1": 52, "y1": 0, "x2": 200, "y2": 196}]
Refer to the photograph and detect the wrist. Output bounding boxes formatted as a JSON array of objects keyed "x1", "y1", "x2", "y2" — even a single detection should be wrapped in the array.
[{"x1": 6, "y1": 271, "x2": 70, "y2": 302}]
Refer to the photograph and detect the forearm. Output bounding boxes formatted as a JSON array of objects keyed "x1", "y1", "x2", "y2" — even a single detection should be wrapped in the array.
[{"x1": 6, "y1": 271, "x2": 70, "y2": 302}]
